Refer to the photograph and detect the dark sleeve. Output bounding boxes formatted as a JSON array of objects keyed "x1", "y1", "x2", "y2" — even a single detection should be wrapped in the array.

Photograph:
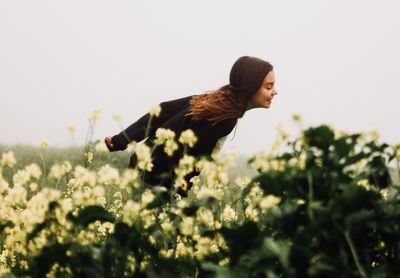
[{"x1": 110, "y1": 95, "x2": 195, "y2": 151}]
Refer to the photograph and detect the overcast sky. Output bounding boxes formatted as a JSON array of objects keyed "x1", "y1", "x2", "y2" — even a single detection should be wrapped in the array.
[{"x1": 1, "y1": 1, "x2": 399, "y2": 156}]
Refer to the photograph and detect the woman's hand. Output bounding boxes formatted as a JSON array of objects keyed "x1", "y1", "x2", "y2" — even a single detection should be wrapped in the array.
[{"x1": 105, "y1": 136, "x2": 114, "y2": 152}]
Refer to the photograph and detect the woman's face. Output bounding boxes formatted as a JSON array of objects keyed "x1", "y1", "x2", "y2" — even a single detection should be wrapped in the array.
[{"x1": 247, "y1": 70, "x2": 277, "y2": 110}]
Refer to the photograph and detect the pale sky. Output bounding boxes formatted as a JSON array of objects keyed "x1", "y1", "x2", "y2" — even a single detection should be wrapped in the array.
[{"x1": 1, "y1": 1, "x2": 399, "y2": 156}]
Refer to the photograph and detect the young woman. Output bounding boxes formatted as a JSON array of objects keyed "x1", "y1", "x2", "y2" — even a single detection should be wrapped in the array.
[{"x1": 105, "y1": 56, "x2": 277, "y2": 196}]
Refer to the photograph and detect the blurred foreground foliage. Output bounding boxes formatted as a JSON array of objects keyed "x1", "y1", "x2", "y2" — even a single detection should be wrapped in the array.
[{"x1": 1, "y1": 123, "x2": 400, "y2": 277}]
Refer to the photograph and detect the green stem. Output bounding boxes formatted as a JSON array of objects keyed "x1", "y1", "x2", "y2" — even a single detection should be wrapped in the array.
[
  {"x1": 306, "y1": 170, "x2": 314, "y2": 222},
  {"x1": 39, "y1": 151, "x2": 47, "y2": 186},
  {"x1": 83, "y1": 123, "x2": 92, "y2": 168},
  {"x1": 344, "y1": 230, "x2": 367, "y2": 278},
  {"x1": 144, "y1": 115, "x2": 154, "y2": 139},
  {"x1": 55, "y1": 176, "x2": 62, "y2": 190}
]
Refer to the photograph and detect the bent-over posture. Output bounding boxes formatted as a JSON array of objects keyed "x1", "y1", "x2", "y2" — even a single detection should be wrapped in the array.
[{"x1": 105, "y1": 56, "x2": 277, "y2": 197}]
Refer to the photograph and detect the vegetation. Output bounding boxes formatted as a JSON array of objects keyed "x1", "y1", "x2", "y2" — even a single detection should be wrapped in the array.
[{"x1": 1, "y1": 112, "x2": 399, "y2": 277}]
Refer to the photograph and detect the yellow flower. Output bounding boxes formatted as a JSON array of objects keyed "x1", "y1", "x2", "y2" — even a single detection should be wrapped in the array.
[
  {"x1": 67, "y1": 123, "x2": 76, "y2": 134},
  {"x1": 0, "y1": 178, "x2": 9, "y2": 194},
  {"x1": 149, "y1": 105, "x2": 162, "y2": 117},
  {"x1": 174, "y1": 155, "x2": 195, "y2": 178},
  {"x1": 154, "y1": 128, "x2": 179, "y2": 156},
  {"x1": 221, "y1": 205, "x2": 237, "y2": 222},
  {"x1": 12, "y1": 169, "x2": 31, "y2": 187},
  {"x1": 29, "y1": 182, "x2": 38, "y2": 192},
  {"x1": 95, "y1": 142, "x2": 108, "y2": 153},
  {"x1": 291, "y1": 113, "x2": 303, "y2": 124},
  {"x1": 357, "y1": 179, "x2": 371, "y2": 191},
  {"x1": 39, "y1": 139, "x2": 49, "y2": 150},
  {"x1": 123, "y1": 200, "x2": 141, "y2": 226},
  {"x1": 63, "y1": 161, "x2": 72, "y2": 173},
  {"x1": 25, "y1": 163, "x2": 42, "y2": 179},
  {"x1": 275, "y1": 123, "x2": 290, "y2": 141},
  {"x1": 195, "y1": 187, "x2": 223, "y2": 200},
  {"x1": 380, "y1": 188, "x2": 388, "y2": 200},
  {"x1": 1, "y1": 150, "x2": 17, "y2": 168},
  {"x1": 260, "y1": 195, "x2": 281, "y2": 212},
  {"x1": 112, "y1": 113, "x2": 121, "y2": 121},
  {"x1": 164, "y1": 140, "x2": 178, "y2": 157},
  {"x1": 234, "y1": 176, "x2": 251, "y2": 189},
  {"x1": 89, "y1": 110, "x2": 101, "y2": 125},
  {"x1": 97, "y1": 164, "x2": 120, "y2": 185},
  {"x1": 141, "y1": 189, "x2": 155, "y2": 207},
  {"x1": 135, "y1": 144, "x2": 153, "y2": 172},
  {"x1": 154, "y1": 128, "x2": 175, "y2": 145},
  {"x1": 179, "y1": 217, "x2": 194, "y2": 236},
  {"x1": 370, "y1": 130, "x2": 380, "y2": 141},
  {"x1": 245, "y1": 205, "x2": 259, "y2": 221},
  {"x1": 84, "y1": 152, "x2": 94, "y2": 163},
  {"x1": 178, "y1": 129, "x2": 198, "y2": 148}
]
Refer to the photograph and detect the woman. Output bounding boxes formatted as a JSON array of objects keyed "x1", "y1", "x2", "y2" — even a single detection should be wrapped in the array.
[{"x1": 105, "y1": 56, "x2": 277, "y2": 197}]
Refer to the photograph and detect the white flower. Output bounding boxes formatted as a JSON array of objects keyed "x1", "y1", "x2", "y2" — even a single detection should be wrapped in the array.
[
  {"x1": 1, "y1": 151, "x2": 17, "y2": 168},
  {"x1": 149, "y1": 105, "x2": 162, "y2": 117},
  {"x1": 178, "y1": 129, "x2": 198, "y2": 148},
  {"x1": 39, "y1": 139, "x2": 49, "y2": 150}
]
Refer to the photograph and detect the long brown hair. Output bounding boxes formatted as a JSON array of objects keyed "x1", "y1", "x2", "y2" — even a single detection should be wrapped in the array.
[{"x1": 185, "y1": 56, "x2": 274, "y2": 126}]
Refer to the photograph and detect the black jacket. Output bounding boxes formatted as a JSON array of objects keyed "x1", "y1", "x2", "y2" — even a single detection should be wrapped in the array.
[{"x1": 110, "y1": 94, "x2": 238, "y2": 196}]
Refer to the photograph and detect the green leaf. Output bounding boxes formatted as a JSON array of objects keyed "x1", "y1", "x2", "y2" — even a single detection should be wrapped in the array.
[
  {"x1": 263, "y1": 238, "x2": 290, "y2": 270},
  {"x1": 31, "y1": 243, "x2": 70, "y2": 277},
  {"x1": 68, "y1": 205, "x2": 114, "y2": 227},
  {"x1": 345, "y1": 209, "x2": 375, "y2": 232},
  {"x1": 303, "y1": 125, "x2": 335, "y2": 150}
]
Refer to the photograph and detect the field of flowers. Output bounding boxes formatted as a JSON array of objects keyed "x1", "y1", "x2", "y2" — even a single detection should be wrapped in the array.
[{"x1": 1, "y1": 111, "x2": 399, "y2": 277}]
